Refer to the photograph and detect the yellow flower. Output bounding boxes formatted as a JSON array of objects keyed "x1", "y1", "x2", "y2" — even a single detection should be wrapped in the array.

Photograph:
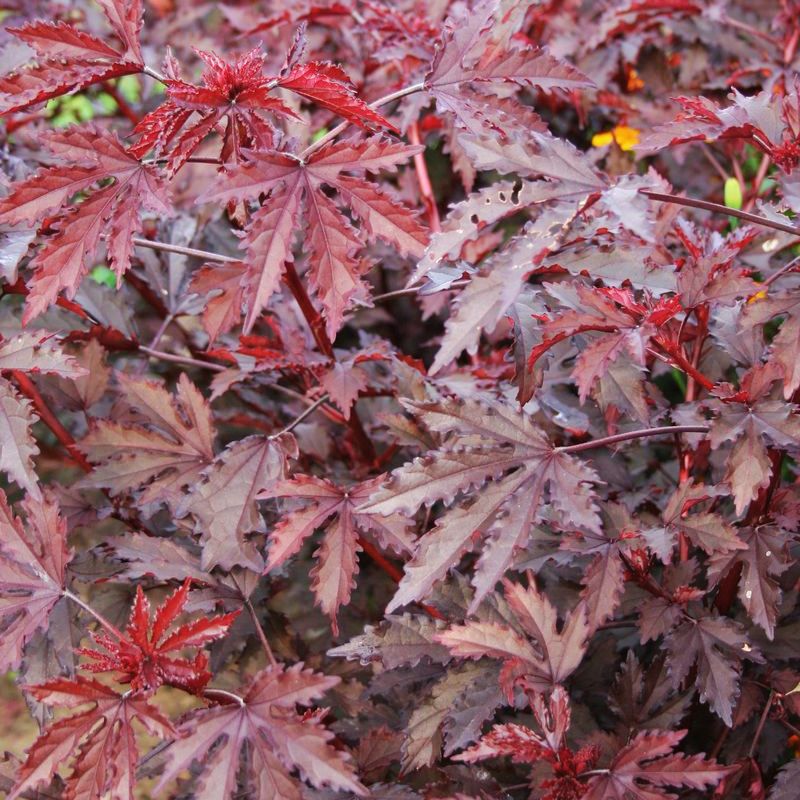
[
  {"x1": 591, "y1": 131, "x2": 614, "y2": 148},
  {"x1": 591, "y1": 125, "x2": 640, "y2": 151}
]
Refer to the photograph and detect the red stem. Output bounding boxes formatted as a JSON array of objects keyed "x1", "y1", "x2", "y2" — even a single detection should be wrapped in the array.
[
  {"x1": 654, "y1": 336, "x2": 716, "y2": 392},
  {"x1": 642, "y1": 190, "x2": 800, "y2": 238},
  {"x1": 3, "y1": 278, "x2": 93, "y2": 321},
  {"x1": 559, "y1": 425, "x2": 709, "y2": 454},
  {"x1": 102, "y1": 82, "x2": 140, "y2": 126},
  {"x1": 282, "y1": 262, "x2": 377, "y2": 462},
  {"x1": 11, "y1": 371, "x2": 92, "y2": 473},
  {"x1": 744, "y1": 154, "x2": 772, "y2": 213},
  {"x1": 408, "y1": 122, "x2": 441, "y2": 232},
  {"x1": 358, "y1": 536, "x2": 443, "y2": 620}
]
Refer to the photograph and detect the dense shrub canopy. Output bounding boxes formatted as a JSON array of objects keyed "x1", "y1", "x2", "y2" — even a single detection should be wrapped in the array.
[{"x1": 0, "y1": 0, "x2": 800, "y2": 797}]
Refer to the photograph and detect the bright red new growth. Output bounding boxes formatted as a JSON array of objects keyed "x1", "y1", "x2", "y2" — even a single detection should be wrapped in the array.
[
  {"x1": 1, "y1": 0, "x2": 800, "y2": 798},
  {"x1": 78, "y1": 579, "x2": 238, "y2": 694}
]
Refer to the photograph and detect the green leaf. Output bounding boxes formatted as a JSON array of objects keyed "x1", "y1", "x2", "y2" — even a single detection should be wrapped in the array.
[
  {"x1": 90, "y1": 265, "x2": 117, "y2": 288},
  {"x1": 117, "y1": 75, "x2": 141, "y2": 104}
]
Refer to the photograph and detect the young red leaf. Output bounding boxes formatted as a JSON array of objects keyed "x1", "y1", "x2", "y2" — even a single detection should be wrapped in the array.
[
  {"x1": 131, "y1": 46, "x2": 293, "y2": 170},
  {"x1": 78, "y1": 579, "x2": 238, "y2": 694},
  {"x1": 200, "y1": 136, "x2": 427, "y2": 337}
]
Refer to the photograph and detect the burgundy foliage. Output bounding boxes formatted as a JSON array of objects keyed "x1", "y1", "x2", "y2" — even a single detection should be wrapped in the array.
[{"x1": 1, "y1": 0, "x2": 800, "y2": 798}]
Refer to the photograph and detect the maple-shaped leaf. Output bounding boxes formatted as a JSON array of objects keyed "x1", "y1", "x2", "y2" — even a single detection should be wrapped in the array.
[
  {"x1": 328, "y1": 612, "x2": 451, "y2": 669},
  {"x1": 436, "y1": 577, "x2": 590, "y2": 696},
  {"x1": 531, "y1": 283, "x2": 683, "y2": 403},
  {"x1": 708, "y1": 526, "x2": 789, "y2": 639},
  {"x1": 9, "y1": 676, "x2": 173, "y2": 800},
  {"x1": 404, "y1": 661, "x2": 502, "y2": 772},
  {"x1": 180, "y1": 433, "x2": 297, "y2": 572},
  {"x1": 454, "y1": 685, "x2": 603, "y2": 798},
  {"x1": 639, "y1": 85, "x2": 800, "y2": 174},
  {"x1": 636, "y1": 560, "x2": 703, "y2": 645},
  {"x1": 78, "y1": 579, "x2": 238, "y2": 694},
  {"x1": 359, "y1": 395, "x2": 601, "y2": 612},
  {"x1": 610, "y1": 652, "x2": 694, "y2": 734},
  {"x1": 673, "y1": 219, "x2": 758, "y2": 309},
  {"x1": 132, "y1": 45, "x2": 395, "y2": 172},
  {"x1": 742, "y1": 285, "x2": 800, "y2": 399},
  {"x1": 152, "y1": 663, "x2": 366, "y2": 798},
  {"x1": 0, "y1": 331, "x2": 87, "y2": 498},
  {"x1": 200, "y1": 135, "x2": 428, "y2": 336},
  {"x1": 265, "y1": 474, "x2": 415, "y2": 634},
  {"x1": 0, "y1": 125, "x2": 171, "y2": 323},
  {"x1": 582, "y1": 729, "x2": 730, "y2": 800},
  {"x1": 0, "y1": 1, "x2": 144, "y2": 115},
  {"x1": 0, "y1": 489, "x2": 70, "y2": 672},
  {"x1": 664, "y1": 614, "x2": 762, "y2": 725},
  {"x1": 80, "y1": 372, "x2": 215, "y2": 510},
  {"x1": 708, "y1": 363, "x2": 800, "y2": 514},
  {"x1": 423, "y1": 0, "x2": 592, "y2": 137},
  {"x1": 641, "y1": 482, "x2": 746, "y2": 562}
]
